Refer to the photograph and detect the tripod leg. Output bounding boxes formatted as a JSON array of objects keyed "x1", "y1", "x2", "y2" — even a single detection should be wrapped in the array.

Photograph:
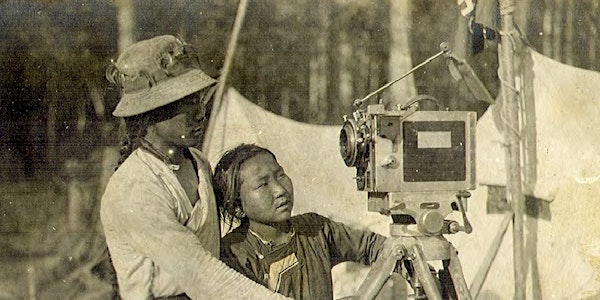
[
  {"x1": 447, "y1": 246, "x2": 472, "y2": 300},
  {"x1": 354, "y1": 241, "x2": 404, "y2": 300},
  {"x1": 439, "y1": 260, "x2": 457, "y2": 300},
  {"x1": 410, "y1": 244, "x2": 443, "y2": 300}
]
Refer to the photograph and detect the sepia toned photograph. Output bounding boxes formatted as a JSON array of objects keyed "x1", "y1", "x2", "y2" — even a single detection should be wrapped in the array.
[{"x1": 1, "y1": 0, "x2": 599, "y2": 299}]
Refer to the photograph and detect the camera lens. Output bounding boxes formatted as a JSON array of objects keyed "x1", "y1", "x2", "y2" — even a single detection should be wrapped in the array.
[{"x1": 339, "y1": 121, "x2": 357, "y2": 167}]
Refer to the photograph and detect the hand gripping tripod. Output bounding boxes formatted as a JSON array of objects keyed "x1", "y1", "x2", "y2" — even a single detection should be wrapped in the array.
[{"x1": 353, "y1": 191, "x2": 473, "y2": 300}]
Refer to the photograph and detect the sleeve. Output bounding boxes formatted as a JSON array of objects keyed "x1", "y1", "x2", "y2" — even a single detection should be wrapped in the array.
[
  {"x1": 315, "y1": 213, "x2": 388, "y2": 266},
  {"x1": 220, "y1": 241, "x2": 244, "y2": 272},
  {"x1": 105, "y1": 182, "x2": 289, "y2": 300},
  {"x1": 220, "y1": 235, "x2": 263, "y2": 285}
]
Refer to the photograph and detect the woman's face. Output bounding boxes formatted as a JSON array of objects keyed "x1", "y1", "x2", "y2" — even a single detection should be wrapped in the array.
[
  {"x1": 238, "y1": 152, "x2": 294, "y2": 225},
  {"x1": 152, "y1": 92, "x2": 212, "y2": 148}
]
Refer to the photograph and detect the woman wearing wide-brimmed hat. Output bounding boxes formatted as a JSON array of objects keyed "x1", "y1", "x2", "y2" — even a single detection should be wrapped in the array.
[{"x1": 100, "y1": 35, "x2": 290, "y2": 300}]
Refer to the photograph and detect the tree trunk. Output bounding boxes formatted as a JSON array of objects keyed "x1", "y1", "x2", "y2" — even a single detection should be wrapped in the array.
[
  {"x1": 337, "y1": 31, "x2": 353, "y2": 118},
  {"x1": 514, "y1": 0, "x2": 533, "y2": 32},
  {"x1": 97, "y1": 0, "x2": 135, "y2": 197},
  {"x1": 388, "y1": 0, "x2": 416, "y2": 107},
  {"x1": 46, "y1": 80, "x2": 57, "y2": 173},
  {"x1": 589, "y1": 0, "x2": 598, "y2": 67},
  {"x1": 310, "y1": 1, "x2": 330, "y2": 123},
  {"x1": 115, "y1": 0, "x2": 135, "y2": 52},
  {"x1": 542, "y1": 0, "x2": 554, "y2": 57},
  {"x1": 564, "y1": 0, "x2": 574, "y2": 65},
  {"x1": 176, "y1": 0, "x2": 186, "y2": 37},
  {"x1": 309, "y1": 57, "x2": 319, "y2": 121},
  {"x1": 280, "y1": 88, "x2": 290, "y2": 118},
  {"x1": 551, "y1": 0, "x2": 564, "y2": 61}
]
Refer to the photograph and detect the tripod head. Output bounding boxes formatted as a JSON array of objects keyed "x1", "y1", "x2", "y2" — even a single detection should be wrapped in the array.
[
  {"x1": 354, "y1": 190, "x2": 475, "y2": 300},
  {"x1": 370, "y1": 190, "x2": 473, "y2": 238}
]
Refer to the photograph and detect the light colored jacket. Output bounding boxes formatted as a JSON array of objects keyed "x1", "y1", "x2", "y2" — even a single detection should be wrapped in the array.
[{"x1": 101, "y1": 148, "x2": 289, "y2": 299}]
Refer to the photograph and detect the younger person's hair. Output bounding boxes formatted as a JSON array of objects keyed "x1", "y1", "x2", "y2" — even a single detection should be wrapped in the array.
[{"x1": 212, "y1": 144, "x2": 277, "y2": 230}]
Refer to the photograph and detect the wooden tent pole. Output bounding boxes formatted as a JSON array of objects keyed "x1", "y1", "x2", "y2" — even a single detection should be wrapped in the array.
[
  {"x1": 498, "y1": 0, "x2": 526, "y2": 299},
  {"x1": 202, "y1": 0, "x2": 249, "y2": 153}
]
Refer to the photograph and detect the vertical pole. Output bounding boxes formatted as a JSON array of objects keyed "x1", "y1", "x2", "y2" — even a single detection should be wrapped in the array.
[
  {"x1": 202, "y1": 0, "x2": 248, "y2": 153},
  {"x1": 213, "y1": 0, "x2": 248, "y2": 109},
  {"x1": 498, "y1": 0, "x2": 526, "y2": 299}
]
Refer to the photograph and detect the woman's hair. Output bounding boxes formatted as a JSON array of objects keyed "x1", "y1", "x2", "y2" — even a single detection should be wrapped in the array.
[
  {"x1": 212, "y1": 144, "x2": 276, "y2": 230},
  {"x1": 116, "y1": 105, "x2": 175, "y2": 167},
  {"x1": 117, "y1": 114, "x2": 150, "y2": 167}
]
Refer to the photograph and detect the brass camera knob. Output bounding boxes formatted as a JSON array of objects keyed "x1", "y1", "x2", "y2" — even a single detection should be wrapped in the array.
[{"x1": 418, "y1": 210, "x2": 445, "y2": 235}]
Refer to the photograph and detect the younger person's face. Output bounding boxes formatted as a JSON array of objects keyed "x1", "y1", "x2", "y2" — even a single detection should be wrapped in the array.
[{"x1": 238, "y1": 153, "x2": 294, "y2": 224}]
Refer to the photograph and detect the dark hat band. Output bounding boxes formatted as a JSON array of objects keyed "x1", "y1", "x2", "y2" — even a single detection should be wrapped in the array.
[{"x1": 121, "y1": 65, "x2": 196, "y2": 93}]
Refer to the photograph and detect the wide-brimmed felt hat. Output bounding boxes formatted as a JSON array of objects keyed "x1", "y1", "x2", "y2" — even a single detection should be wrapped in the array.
[{"x1": 106, "y1": 35, "x2": 217, "y2": 117}]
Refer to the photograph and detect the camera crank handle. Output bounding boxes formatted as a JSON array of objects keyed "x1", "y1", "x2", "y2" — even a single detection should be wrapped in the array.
[{"x1": 455, "y1": 191, "x2": 473, "y2": 234}]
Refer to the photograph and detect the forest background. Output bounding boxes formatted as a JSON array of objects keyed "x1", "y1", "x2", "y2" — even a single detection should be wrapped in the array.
[{"x1": 1, "y1": 0, "x2": 599, "y2": 299}]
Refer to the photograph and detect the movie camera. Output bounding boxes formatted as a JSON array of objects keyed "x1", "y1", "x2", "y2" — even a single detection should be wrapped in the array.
[
  {"x1": 340, "y1": 43, "x2": 477, "y2": 299},
  {"x1": 339, "y1": 98, "x2": 476, "y2": 236}
]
